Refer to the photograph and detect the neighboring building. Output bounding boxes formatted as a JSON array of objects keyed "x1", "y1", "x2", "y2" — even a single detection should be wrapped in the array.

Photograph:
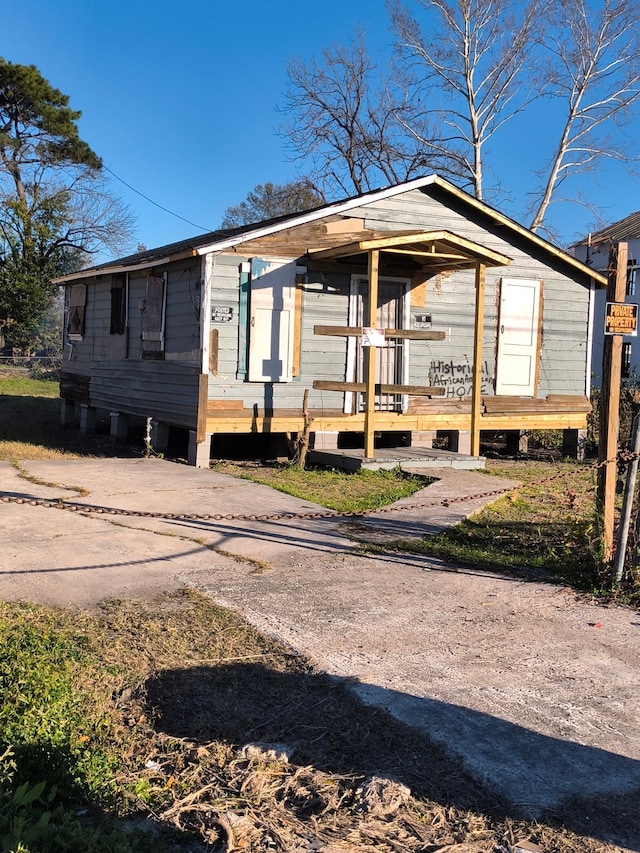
[
  {"x1": 573, "y1": 211, "x2": 640, "y2": 385},
  {"x1": 55, "y1": 175, "x2": 606, "y2": 466}
]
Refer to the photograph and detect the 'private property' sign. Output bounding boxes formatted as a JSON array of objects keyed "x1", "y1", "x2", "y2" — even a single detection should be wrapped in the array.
[{"x1": 605, "y1": 302, "x2": 638, "y2": 336}]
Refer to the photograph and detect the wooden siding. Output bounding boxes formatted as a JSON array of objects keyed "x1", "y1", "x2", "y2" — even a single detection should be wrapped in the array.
[
  {"x1": 88, "y1": 360, "x2": 200, "y2": 427},
  {"x1": 206, "y1": 254, "x2": 352, "y2": 412},
  {"x1": 164, "y1": 260, "x2": 201, "y2": 362},
  {"x1": 203, "y1": 186, "x2": 591, "y2": 421},
  {"x1": 406, "y1": 266, "x2": 497, "y2": 402},
  {"x1": 126, "y1": 273, "x2": 145, "y2": 359},
  {"x1": 61, "y1": 259, "x2": 203, "y2": 426},
  {"x1": 359, "y1": 189, "x2": 590, "y2": 397},
  {"x1": 64, "y1": 277, "x2": 127, "y2": 373}
]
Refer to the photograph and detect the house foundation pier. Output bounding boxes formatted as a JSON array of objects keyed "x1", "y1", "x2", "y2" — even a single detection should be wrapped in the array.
[
  {"x1": 313, "y1": 431, "x2": 339, "y2": 450},
  {"x1": 110, "y1": 412, "x2": 129, "y2": 443},
  {"x1": 151, "y1": 421, "x2": 170, "y2": 452},
  {"x1": 506, "y1": 430, "x2": 529, "y2": 455},
  {"x1": 61, "y1": 399, "x2": 76, "y2": 427},
  {"x1": 79, "y1": 404, "x2": 96, "y2": 434},
  {"x1": 189, "y1": 431, "x2": 212, "y2": 468},
  {"x1": 563, "y1": 428, "x2": 587, "y2": 461}
]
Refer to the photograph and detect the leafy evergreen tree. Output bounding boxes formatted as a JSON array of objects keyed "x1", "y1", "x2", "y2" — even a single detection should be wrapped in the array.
[{"x1": 0, "y1": 58, "x2": 133, "y2": 348}]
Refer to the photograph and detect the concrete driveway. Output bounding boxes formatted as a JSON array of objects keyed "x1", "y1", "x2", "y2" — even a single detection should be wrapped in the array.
[{"x1": 1, "y1": 457, "x2": 639, "y2": 848}]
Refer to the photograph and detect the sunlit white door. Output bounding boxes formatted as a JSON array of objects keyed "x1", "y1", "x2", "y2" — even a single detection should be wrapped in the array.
[{"x1": 495, "y1": 278, "x2": 542, "y2": 396}]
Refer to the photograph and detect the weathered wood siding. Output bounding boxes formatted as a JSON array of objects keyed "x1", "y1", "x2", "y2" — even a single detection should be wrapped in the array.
[
  {"x1": 359, "y1": 188, "x2": 591, "y2": 397},
  {"x1": 62, "y1": 258, "x2": 202, "y2": 426},
  {"x1": 165, "y1": 261, "x2": 202, "y2": 362},
  {"x1": 88, "y1": 360, "x2": 200, "y2": 427},
  {"x1": 65, "y1": 277, "x2": 126, "y2": 372},
  {"x1": 300, "y1": 272, "x2": 351, "y2": 411},
  {"x1": 206, "y1": 253, "x2": 350, "y2": 411},
  {"x1": 204, "y1": 186, "x2": 590, "y2": 412}
]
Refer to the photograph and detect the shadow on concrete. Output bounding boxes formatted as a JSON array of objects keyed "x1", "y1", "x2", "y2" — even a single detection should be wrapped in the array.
[
  {"x1": 146, "y1": 662, "x2": 640, "y2": 851},
  {"x1": 0, "y1": 546, "x2": 209, "y2": 576}
]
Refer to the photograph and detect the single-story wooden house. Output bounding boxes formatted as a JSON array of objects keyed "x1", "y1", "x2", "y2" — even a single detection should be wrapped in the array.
[
  {"x1": 55, "y1": 175, "x2": 607, "y2": 466},
  {"x1": 572, "y1": 212, "x2": 640, "y2": 385}
]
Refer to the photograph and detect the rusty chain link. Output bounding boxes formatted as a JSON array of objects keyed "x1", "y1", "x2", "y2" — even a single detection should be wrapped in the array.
[
  {"x1": 1, "y1": 451, "x2": 637, "y2": 524},
  {"x1": 0, "y1": 487, "x2": 513, "y2": 521}
]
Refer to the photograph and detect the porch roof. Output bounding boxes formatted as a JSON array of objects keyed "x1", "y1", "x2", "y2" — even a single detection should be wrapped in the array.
[{"x1": 306, "y1": 229, "x2": 511, "y2": 272}]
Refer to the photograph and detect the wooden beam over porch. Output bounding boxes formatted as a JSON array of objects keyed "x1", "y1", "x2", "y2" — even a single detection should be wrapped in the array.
[
  {"x1": 307, "y1": 229, "x2": 511, "y2": 271},
  {"x1": 314, "y1": 325, "x2": 446, "y2": 341},
  {"x1": 307, "y1": 229, "x2": 512, "y2": 461}
]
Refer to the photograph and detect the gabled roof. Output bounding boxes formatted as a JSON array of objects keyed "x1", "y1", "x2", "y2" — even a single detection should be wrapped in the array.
[
  {"x1": 574, "y1": 210, "x2": 640, "y2": 245},
  {"x1": 54, "y1": 175, "x2": 607, "y2": 286}
]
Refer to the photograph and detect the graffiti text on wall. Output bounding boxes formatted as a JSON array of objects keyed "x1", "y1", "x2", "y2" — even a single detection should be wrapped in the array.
[{"x1": 429, "y1": 359, "x2": 493, "y2": 398}]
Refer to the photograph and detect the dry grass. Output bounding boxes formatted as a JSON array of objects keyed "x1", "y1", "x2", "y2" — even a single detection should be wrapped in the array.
[
  {"x1": 0, "y1": 375, "x2": 132, "y2": 461},
  {"x1": 1, "y1": 591, "x2": 630, "y2": 852}
]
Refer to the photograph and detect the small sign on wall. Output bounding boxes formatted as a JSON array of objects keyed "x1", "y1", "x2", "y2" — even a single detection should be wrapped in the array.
[
  {"x1": 605, "y1": 302, "x2": 638, "y2": 336},
  {"x1": 414, "y1": 313, "x2": 432, "y2": 329},
  {"x1": 211, "y1": 306, "x2": 233, "y2": 323},
  {"x1": 361, "y1": 327, "x2": 386, "y2": 347}
]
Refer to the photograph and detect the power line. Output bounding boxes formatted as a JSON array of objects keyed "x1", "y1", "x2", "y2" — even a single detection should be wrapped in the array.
[{"x1": 103, "y1": 164, "x2": 213, "y2": 232}]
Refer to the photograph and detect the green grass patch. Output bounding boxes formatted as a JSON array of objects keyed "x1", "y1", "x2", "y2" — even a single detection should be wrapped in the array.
[
  {"x1": 419, "y1": 460, "x2": 599, "y2": 586},
  {"x1": 213, "y1": 461, "x2": 428, "y2": 513},
  {"x1": 0, "y1": 376, "x2": 118, "y2": 461},
  {"x1": 0, "y1": 377, "x2": 60, "y2": 398},
  {"x1": 368, "y1": 460, "x2": 640, "y2": 605},
  {"x1": 0, "y1": 602, "x2": 176, "y2": 852}
]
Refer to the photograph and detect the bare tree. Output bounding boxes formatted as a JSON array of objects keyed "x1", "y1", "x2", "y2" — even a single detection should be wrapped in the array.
[
  {"x1": 528, "y1": 0, "x2": 640, "y2": 233},
  {"x1": 389, "y1": 0, "x2": 543, "y2": 200},
  {"x1": 281, "y1": 0, "x2": 640, "y2": 236},
  {"x1": 281, "y1": 35, "x2": 431, "y2": 198}
]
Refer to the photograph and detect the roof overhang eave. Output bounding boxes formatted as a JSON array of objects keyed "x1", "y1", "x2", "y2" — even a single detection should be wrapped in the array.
[
  {"x1": 429, "y1": 178, "x2": 608, "y2": 287},
  {"x1": 52, "y1": 249, "x2": 199, "y2": 284}
]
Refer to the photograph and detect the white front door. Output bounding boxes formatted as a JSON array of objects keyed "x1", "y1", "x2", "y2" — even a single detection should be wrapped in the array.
[{"x1": 495, "y1": 278, "x2": 542, "y2": 396}]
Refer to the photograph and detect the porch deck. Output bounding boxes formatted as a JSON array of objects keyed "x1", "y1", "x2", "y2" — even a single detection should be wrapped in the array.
[{"x1": 307, "y1": 445, "x2": 485, "y2": 472}]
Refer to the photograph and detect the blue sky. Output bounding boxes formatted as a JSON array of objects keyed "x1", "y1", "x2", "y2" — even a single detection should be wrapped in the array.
[{"x1": 4, "y1": 0, "x2": 639, "y2": 258}]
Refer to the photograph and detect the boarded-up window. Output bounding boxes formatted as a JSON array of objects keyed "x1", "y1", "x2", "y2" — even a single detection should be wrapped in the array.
[
  {"x1": 67, "y1": 285, "x2": 87, "y2": 339},
  {"x1": 248, "y1": 258, "x2": 297, "y2": 382},
  {"x1": 142, "y1": 273, "x2": 166, "y2": 358},
  {"x1": 110, "y1": 274, "x2": 126, "y2": 335}
]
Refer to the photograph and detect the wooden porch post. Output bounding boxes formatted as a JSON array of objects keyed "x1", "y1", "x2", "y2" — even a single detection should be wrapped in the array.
[
  {"x1": 471, "y1": 263, "x2": 486, "y2": 456},
  {"x1": 364, "y1": 249, "x2": 380, "y2": 458}
]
